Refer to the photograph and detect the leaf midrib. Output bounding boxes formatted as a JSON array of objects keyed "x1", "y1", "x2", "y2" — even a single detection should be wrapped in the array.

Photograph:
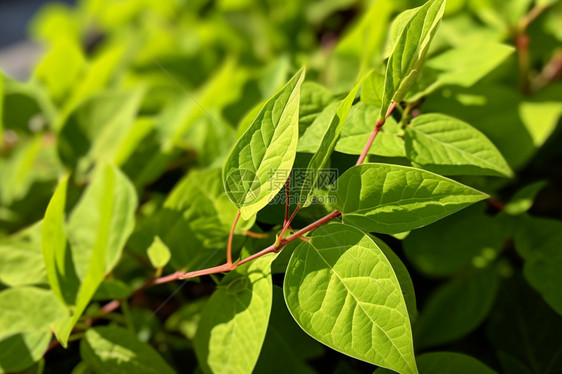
[
  {"x1": 410, "y1": 125, "x2": 505, "y2": 173},
  {"x1": 306, "y1": 240, "x2": 415, "y2": 374}
]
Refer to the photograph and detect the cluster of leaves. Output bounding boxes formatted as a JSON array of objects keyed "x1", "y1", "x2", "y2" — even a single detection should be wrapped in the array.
[{"x1": 1, "y1": 0, "x2": 561, "y2": 373}]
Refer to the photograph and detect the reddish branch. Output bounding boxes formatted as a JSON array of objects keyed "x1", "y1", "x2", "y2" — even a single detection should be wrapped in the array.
[
  {"x1": 46, "y1": 100, "x2": 399, "y2": 351},
  {"x1": 356, "y1": 103, "x2": 397, "y2": 165}
]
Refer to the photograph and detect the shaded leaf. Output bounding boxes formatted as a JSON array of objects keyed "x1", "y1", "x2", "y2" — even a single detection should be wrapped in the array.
[
  {"x1": 0, "y1": 331, "x2": 51, "y2": 373},
  {"x1": 254, "y1": 287, "x2": 324, "y2": 374},
  {"x1": 403, "y1": 203, "x2": 503, "y2": 277},
  {"x1": 514, "y1": 215, "x2": 562, "y2": 315},
  {"x1": 297, "y1": 82, "x2": 360, "y2": 206},
  {"x1": 376, "y1": 352, "x2": 498, "y2": 374},
  {"x1": 128, "y1": 168, "x2": 254, "y2": 270},
  {"x1": 405, "y1": 114, "x2": 512, "y2": 177},
  {"x1": 57, "y1": 89, "x2": 144, "y2": 171},
  {"x1": 194, "y1": 253, "x2": 276, "y2": 374},
  {"x1": 336, "y1": 103, "x2": 405, "y2": 157},
  {"x1": 504, "y1": 181, "x2": 547, "y2": 215},
  {"x1": 407, "y1": 40, "x2": 514, "y2": 101},
  {"x1": 487, "y1": 276, "x2": 562, "y2": 373},
  {"x1": 415, "y1": 267, "x2": 500, "y2": 348},
  {"x1": 80, "y1": 326, "x2": 175, "y2": 374}
]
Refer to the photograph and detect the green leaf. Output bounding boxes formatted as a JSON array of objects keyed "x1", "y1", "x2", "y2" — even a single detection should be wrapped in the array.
[
  {"x1": 404, "y1": 114, "x2": 512, "y2": 177},
  {"x1": 165, "y1": 297, "x2": 209, "y2": 340},
  {"x1": 332, "y1": 163, "x2": 488, "y2": 234},
  {"x1": 128, "y1": 168, "x2": 254, "y2": 270},
  {"x1": 299, "y1": 81, "x2": 334, "y2": 135},
  {"x1": 0, "y1": 331, "x2": 51, "y2": 373},
  {"x1": 336, "y1": 103, "x2": 405, "y2": 157},
  {"x1": 0, "y1": 286, "x2": 66, "y2": 339},
  {"x1": 223, "y1": 68, "x2": 305, "y2": 220},
  {"x1": 403, "y1": 203, "x2": 503, "y2": 277},
  {"x1": 33, "y1": 37, "x2": 85, "y2": 103},
  {"x1": 417, "y1": 353, "x2": 498, "y2": 374},
  {"x1": 42, "y1": 175, "x2": 70, "y2": 305},
  {"x1": 360, "y1": 71, "x2": 385, "y2": 107},
  {"x1": 284, "y1": 223, "x2": 417, "y2": 374},
  {"x1": 53, "y1": 165, "x2": 137, "y2": 346},
  {"x1": 146, "y1": 236, "x2": 171, "y2": 268},
  {"x1": 297, "y1": 101, "x2": 340, "y2": 153},
  {"x1": 67, "y1": 165, "x2": 137, "y2": 278},
  {"x1": 383, "y1": 6, "x2": 421, "y2": 59},
  {"x1": 80, "y1": 326, "x2": 175, "y2": 374},
  {"x1": 371, "y1": 236, "x2": 417, "y2": 320},
  {"x1": 194, "y1": 253, "x2": 276, "y2": 374},
  {"x1": 514, "y1": 215, "x2": 562, "y2": 315},
  {"x1": 326, "y1": 0, "x2": 394, "y2": 92},
  {"x1": 0, "y1": 222, "x2": 47, "y2": 287},
  {"x1": 92, "y1": 279, "x2": 132, "y2": 301},
  {"x1": 57, "y1": 89, "x2": 144, "y2": 172},
  {"x1": 376, "y1": 352, "x2": 498, "y2": 374},
  {"x1": 504, "y1": 181, "x2": 547, "y2": 215},
  {"x1": 1, "y1": 77, "x2": 56, "y2": 134},
  {"x1": 415, "y1": 267, "x2": 500, "y2": 348},
  {"x1": 297, "y1": 82, "x2": 360, "y2": 206},
  {"x1": 380, "y1": 0, "x2": 446, "y2": 118},
  {"x1": 487, "y1": 276, "x2": 562, "y2": 373},
  {"x1": 406, "y1": 40, "x2": 514, "y2": 101}
]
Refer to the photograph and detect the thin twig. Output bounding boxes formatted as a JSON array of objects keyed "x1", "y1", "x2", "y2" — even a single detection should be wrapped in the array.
[
  {"x1": 226, "y1": 210, "x2": 241, "y2": 265},
  {"x1": 356, "y1": 102, "x2": 398, "y2": 165}
]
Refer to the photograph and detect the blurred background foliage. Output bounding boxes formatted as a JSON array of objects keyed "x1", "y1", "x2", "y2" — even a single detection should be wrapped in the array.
[{"x1": 0, "y1": 0, "x2": 561, "y2": 373}]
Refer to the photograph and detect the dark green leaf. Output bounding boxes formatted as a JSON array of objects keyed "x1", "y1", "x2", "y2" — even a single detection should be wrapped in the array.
[
  {"x1": 403, "y1": 204, "x2": 503, "y2": 277},
  {"x1": 195, "y1": 253, "x2": 276, "y2": 374},
  {"x1": 80, "y1": 326, "x2": 175, "y2": 374},
  {"x1": 415, "y1": 267, "x2": 500, "y2": 348}
]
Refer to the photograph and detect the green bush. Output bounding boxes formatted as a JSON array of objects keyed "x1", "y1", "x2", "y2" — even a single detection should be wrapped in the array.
[{"x1": 1, "y1": 0, "x2": 561, "y2": 373}]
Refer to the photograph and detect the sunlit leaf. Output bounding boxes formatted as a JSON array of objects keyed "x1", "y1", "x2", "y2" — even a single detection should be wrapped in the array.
[
  {"x1": 381, "y1": 0, "x2": 446, "y2": 118},
  {"x1": 332, "y1": 163, "x2": 488, "y2": 234},
  {"x1": 297, "y1": 81, "x2": 360, "y2": 206},
  {"x1": 404, "y1": 113, "x2": 513, "y2": 177},
  {"x1": 284, "y1": 223, "x2": 417, "y2": 374},
  {"x1": 223, "y1": 68, "x2": 305, "y2": 219}
]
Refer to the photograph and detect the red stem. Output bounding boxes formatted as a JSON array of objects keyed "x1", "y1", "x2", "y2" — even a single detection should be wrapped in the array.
[
  {"x1": 227, "y1": 210, "x2": 241, "y2": 265},
  {"x1": 284, "y1": 176, "x2": 291, "y2": 226},
  {"x1": 44, "y1": 94, "x2": 393, "y2": 341},
  {"x1": 277, "y1": 206, "x2": 301, "y2": 246},
  {"x1": 179, "y1": 262, "x2": 237, "y2": 279},
  {"x1": 356, "y1": 102, "x2": 397, "y2": 165},
  {"x1": 238, "y1": 209, "x2": 342, "y2": 266}
]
